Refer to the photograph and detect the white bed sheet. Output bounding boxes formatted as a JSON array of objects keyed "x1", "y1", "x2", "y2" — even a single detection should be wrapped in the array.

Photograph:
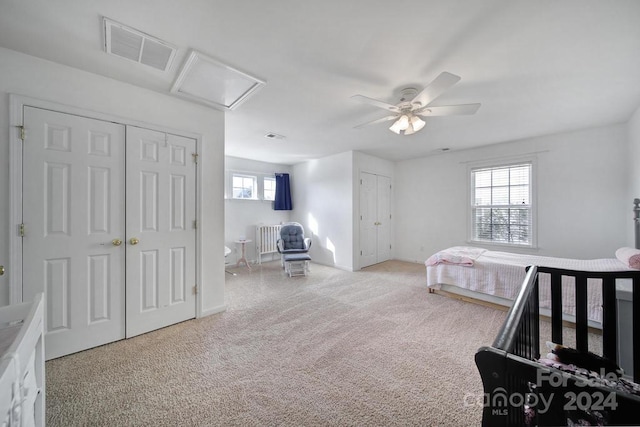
[{"x1": 426, "y1": 246, "x2": 632, "y2": 323}]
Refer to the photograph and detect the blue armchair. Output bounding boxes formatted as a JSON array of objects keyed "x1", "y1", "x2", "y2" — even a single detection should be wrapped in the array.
[{"x1": 277, "y1": 222, "x2": 312, "y2": 268}]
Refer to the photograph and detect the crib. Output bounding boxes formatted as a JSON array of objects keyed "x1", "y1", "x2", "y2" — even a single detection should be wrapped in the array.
[{"x1": 475, "y1": 266, "x2": 640, "y2": 426}]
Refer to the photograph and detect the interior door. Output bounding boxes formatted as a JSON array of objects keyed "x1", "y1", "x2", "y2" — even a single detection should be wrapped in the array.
[
  {"x1": 125, "y1": 126, "x2": 197, "y2": 337},
  {"x1": 359, "y1": 172, "x2": 378, "y2": 268},
  {"x1": 22, "y1": 106, "x2": 126, "y2": 360},
  {"x1": 359, "y1": 172, "x2": 391, "y2": 268},
  {"x1": 376, "y1": 175, "x2": 391, "y2": 263}
]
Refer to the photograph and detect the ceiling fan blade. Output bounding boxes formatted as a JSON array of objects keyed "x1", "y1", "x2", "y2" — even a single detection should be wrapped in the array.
[
  {"x1": 354, "y1": 115, "x2": 398, "y2": 129},
  {"x1": 351, "y1": 95, "x2": 400, "y2": 113},
  {"x1": 416, "y1": 103, "x2": 481, "y2": 117},
  {"x1": 411, "y1": 72, "x2": 461, "y2": 108}
]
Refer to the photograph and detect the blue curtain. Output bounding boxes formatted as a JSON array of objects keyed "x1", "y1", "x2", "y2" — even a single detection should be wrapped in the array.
[{"x1": 274, "y1": 173, "x2": 292, "y2": 210}]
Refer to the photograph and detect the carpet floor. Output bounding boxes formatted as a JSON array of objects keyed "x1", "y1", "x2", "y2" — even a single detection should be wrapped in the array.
[{"x1": 46, "y1": 260, "x2": 524, "y2": 426}]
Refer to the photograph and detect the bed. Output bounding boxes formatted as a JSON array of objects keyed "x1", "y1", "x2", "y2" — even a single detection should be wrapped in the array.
[{"x1": 426, "y1": 246, "x2": 639, "y2": 325}]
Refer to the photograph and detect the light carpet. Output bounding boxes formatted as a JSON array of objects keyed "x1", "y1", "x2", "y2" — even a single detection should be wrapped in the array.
[{"x1": 46, "y1": 260, "x2": 514, "y2": 426}]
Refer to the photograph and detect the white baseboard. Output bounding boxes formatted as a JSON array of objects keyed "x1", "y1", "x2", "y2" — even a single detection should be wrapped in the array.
[
  {"x1": 394, "y1": 257, "x2": 427, "y2": 265},
  {"x1": 199, "y1": 304, "x2": 227, "y2": 318}
]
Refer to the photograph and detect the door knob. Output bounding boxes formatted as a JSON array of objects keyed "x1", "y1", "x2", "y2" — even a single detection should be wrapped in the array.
[
  {"x1": 129, "y1": 237, "x2": 140, "y2": 245},
  {"x1": 112, "y1": 239, "x2": 123, "y2": 246},
  {"x1": 0, "y1": 266, "x2": 4, "y2": 276}
]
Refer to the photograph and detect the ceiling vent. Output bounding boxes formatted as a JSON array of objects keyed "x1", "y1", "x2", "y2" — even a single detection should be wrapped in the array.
[
  {"x1": 171, "y1": 50, "x2": 265, "y2": 111},
  {"x1": 103, "y1": 17, "x2": 177, "y2": 72},
  {"x1": 265, "y1": 132, "x2": 285, "y2": 140}
]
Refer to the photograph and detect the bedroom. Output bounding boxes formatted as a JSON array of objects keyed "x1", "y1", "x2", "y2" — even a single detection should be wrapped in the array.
[{"x1": 0, "y1": 0, "x2": 640, "y2": 425}]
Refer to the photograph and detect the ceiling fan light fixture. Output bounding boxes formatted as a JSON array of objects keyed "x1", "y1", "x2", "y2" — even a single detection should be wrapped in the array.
[
  {"x1": 397, "y1": 114, "x2": 410, "y2": 130},
  {"x1": 410, "y1": 115, "x2": 426, "y2": 132},
  {"x1": 389, "y1": 121, "x2": 402, "y2": 134},
  {"x1": 389, "y1": 114, "x2": 425, "y2": 135},
  {"x1": 389, "y1": 115, "x2": 408, "y2": 134},
  {"x1": 352, "y1": 71, "x2": 481, "y2": 135}
]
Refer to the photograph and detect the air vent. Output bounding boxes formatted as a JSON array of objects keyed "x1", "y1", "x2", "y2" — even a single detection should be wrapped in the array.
[
  {"x1": 265, "y1": 132, "x2": 285, "y2": 140},
  {"x1": 103, "y1": 17, "x2": 176, "y2": 72}
]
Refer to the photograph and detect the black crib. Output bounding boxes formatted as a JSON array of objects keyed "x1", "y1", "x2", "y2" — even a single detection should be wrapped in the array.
[{"x1": 475, "y1": 265, "x2": 640, "y2": 426}]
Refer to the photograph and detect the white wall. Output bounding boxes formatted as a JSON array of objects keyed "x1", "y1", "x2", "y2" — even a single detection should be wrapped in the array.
[
  {"x1": 628, "y1": 105, "x2": 640, "y2": 248},
  {"x1": 224, "y1": 156, "x2": 291, "y2": 263},
  {"x1": 292, "y1": 151, "x2": 354, "y2": 271},
  {"x1": 0, "y1": 47, "x2": 226, "y2": 314},
  {"x1": 352, "y1": 151, "x2": 395, "y2": 270},
  {"x1": 394, "y1": 124, "x2": 629, "y2": 263}
]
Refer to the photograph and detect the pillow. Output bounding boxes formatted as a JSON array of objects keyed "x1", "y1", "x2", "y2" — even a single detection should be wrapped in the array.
[{"x1": 615, "y1": 247, "x2": 640, "y2": 270}]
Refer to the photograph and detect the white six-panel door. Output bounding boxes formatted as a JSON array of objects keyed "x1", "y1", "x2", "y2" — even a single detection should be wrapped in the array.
[
  {"x1": 359, "y1": 172, "x2": 378, "y2": 268},
  {"x1": 376, "y1": 175, "x2": 391, "y2": 262},
  {"x1": 21, "y1": 107, "x2": 197, "y2": 359},
  {"x1": 125, "y1": 127, "x2": 197, "y2": 338},
  {"x1": 22, "y1": 107, "x2": 126, "y2": 359},
  {"x1": 359, "y1": 172, "x2": 391, "y2": 268}
]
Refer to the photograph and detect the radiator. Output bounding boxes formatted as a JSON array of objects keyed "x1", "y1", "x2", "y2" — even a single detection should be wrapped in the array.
[{"x1": 256, "y1": 224, "x2": 281, "y2": 264}]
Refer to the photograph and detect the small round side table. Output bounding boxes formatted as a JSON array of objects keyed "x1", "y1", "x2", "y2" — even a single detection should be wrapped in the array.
[{"x1": 235, "y1": 239, "x2": 252, "y2": 270}]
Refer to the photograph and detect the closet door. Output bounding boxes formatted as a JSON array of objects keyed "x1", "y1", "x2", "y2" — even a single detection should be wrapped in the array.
[
  {"x1": 375, "y1": 175, "x2": 391, "y2": 263},
  {"x1": 125, "y1": 127, "x2": 197, "y2": 337},
  {"x1": 22, "y1": 107, "x2": 126, "y2": 360},
  {"x1": 360, "y1": 172, "x2": 378, "y2": 268},
  {"x1": 359, "y1": 172, "x2": 392, "y2": 268}
]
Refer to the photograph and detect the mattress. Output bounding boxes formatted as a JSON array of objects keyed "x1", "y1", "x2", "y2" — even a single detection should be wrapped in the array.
[{"x1": 426, "y1": 246, "x2": 632, "y2": 323}]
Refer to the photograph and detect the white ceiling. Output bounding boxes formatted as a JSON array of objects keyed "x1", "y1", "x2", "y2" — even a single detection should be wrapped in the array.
[{"x1": 1, "y1": 0, "x2": 640, "y2": 165}]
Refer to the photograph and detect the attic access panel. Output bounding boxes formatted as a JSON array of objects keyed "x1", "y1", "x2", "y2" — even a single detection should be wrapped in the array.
[{"x1": 171, "y1": 50, "x2": 265, "y2": 111}]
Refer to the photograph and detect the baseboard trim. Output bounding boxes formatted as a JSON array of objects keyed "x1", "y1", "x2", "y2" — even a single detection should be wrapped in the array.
[
  {"x1": 394, "y1": 257, "x2": 427, "y2": 265},
  {"x1": 199, "y1": 304, "x2": 227, "y2": 318}
]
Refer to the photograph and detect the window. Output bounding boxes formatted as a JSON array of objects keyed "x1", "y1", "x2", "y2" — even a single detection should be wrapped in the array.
[
  {"x1": 471, "y1": 163, "x2": 533, "y2": 246},
  {"x1": 263, "y1": 177, "x2": 276, "y2": 201},
  {"x1": 232, "y1": 174, "x2": 257, "y2": 199}
]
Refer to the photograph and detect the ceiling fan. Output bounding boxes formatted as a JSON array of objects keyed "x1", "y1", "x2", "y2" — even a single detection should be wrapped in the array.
[{"x1": 351, "y1": 72, "x2": 481, "y2": 135}]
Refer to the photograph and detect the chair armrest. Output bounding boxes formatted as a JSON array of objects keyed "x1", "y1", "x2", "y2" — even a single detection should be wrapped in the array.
[
  {"x1": 304, "y1": 238, "x2": 312, "y2": 250},
  {"x1": 277, "y1": 239, "x2": 284, "y2": 253}
]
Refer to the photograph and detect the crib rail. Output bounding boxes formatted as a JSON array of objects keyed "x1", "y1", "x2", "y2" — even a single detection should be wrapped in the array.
[
  {"x1": 537, "y1": 266, "x2": 640, "y2": 380},
  {"x1": 476, "y1": 265, "x2": 640, "y2": 426},
  {"x1": 493, "y1": 266, "x2": 540, "y2": 359}
]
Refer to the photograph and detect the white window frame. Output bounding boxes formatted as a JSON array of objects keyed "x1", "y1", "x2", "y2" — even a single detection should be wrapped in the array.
[
  {"x1": 225, "y1": 170, "x2": 281, "y2": 202},
  {"x1": 468, "y1": 159, "x2": 537, "y2": 249},
  {"x1": 263, "y1": 176, "x2": 276, "y2": 201},
  {"x1": 231, "y1": 173, "x2": 258, "y2": 200}
]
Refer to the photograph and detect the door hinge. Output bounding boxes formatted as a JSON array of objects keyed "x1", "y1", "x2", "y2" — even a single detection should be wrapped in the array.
[
  {"x1": 192, "y1": 284, "x2": 198, "y2": 295},
  {"x1": 19, "y1": 223, "x2": 25, "y2": 237},
  {"x1": 193, "y1": 219, "x2": 197, "y2": 229},
  {"x1": 192, "y1": 153, "x2": 199, "y2": 164},
  {"x1": 16, "y1": 125, "x2": 25, "y2": 141},
  {"x1": 360, "y1": 179, "x2": 362, "y2": 184},
  {"x1": 360, "y1": 251, "x2": 362, "y2": 256},
  {"x1": 389, "y1": 244, "x2": 392, "y2": 249}
]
